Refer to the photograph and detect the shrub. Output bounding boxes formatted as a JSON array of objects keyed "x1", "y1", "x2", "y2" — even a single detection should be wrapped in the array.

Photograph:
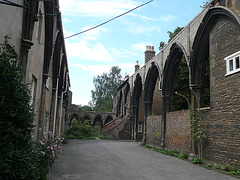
[
  {"x1": 179, "y1": 153, "x2": 189, "y2": 160},
  {"x1": 66, "y1": 121, "x2": 95, "y2": 139},
  {"x1": 0, "y1": 37, "x2": 37, "y2": 179},
  {"x1": 192, "y1": 158, "x2": 202, "y2": 164}
]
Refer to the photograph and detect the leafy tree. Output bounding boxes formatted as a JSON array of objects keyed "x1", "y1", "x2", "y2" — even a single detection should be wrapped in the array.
[
  {"x1": 91, "y1": 66, "x2": 122, "y2": 112},
  {"x1": 172, "y1": 56, "x2": 190, "y2": 111},
  {"x1": 167, "y1": 27, "x2": 184, "y2": 43},
  {"x1": 158, "y1": 41, "x2": 166, "y2": 51}
]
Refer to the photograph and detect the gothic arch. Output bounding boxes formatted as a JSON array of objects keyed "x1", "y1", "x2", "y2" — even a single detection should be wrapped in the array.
[
  {"x1": 144, "y1": 62, "x2": 160, "y2": 115},
  {"x1": 190, "y1": 7, "x2": 240, "y2": 86},
  {"x1": 162, "y1": 43, "x2": 187, "y2": 111},
  {"x1": 105, "y1": 115, "x2": 113, "y2": 125},
  {"x1": 124, "y1": 83, "x2": 130, "y2": 115}
]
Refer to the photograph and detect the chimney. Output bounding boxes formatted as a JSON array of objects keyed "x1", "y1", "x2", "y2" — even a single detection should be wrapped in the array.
[
  {"x1": 145, "y1": 45, "x2": 155, "y2": 64},
  {"x1": 135, "y1": 61, "x2": 140, "y2": 72}
]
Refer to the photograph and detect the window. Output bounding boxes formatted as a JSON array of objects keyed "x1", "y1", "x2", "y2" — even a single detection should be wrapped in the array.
[
  {"x1": 138, "y1": 123, "x2": 143, "y2": 133},
  {"x1": 225, "y1": 51, "x2": 240, "y2": 76}
]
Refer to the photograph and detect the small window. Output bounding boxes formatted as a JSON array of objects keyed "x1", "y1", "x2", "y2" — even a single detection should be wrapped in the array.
[
  {"x1": 225, "y1": 51, "x2": 240, "y2": 76},
  {"x1": 229, "y1": 59, "x2": 233, "y2": 71},
  {"x1": 236, "y1": 56, "x2": 239, "y2": 69},
  {"x1": 138, "y1": 123, "x2": 143, "y2": 133}
]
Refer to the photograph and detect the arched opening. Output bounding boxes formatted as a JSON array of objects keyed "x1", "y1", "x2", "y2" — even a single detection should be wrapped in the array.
[
  {"x1": 105, "y1": 115, "x2": 113, "y2": 125},
  {"x1": 124, "y1": 83, "x2": 130, "y2": 115},
  {"x1": 93, "y1": 115, "x2": 103, "y2": 135},
  {"x1": 117, "y1": 90, "x2": 123, "y2": 117},
  {"x1": 144, "y1": 63, "x2": 161, "y2": 116},
  {"x1": 83, "y1": 115, "x2": 91, "y2": 124},
  {"x1": 190, "y1": 7, "x2": 240, "y2": 164},
  {"x1": 69, "y1": 114, "x2": 79, "y2": 127},
  {"x1": 132, "y1": 74, "x2": 143, "y2": 141}
]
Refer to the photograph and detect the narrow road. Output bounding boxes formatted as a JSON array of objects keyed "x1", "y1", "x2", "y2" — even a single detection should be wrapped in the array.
[{"x1": 48, "y1": 139, "x2": 236, "y2": 180}]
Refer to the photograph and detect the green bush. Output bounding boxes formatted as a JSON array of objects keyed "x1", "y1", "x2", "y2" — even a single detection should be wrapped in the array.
[
  {"x1": 0, "y1": 37, "x2": 38, "y2": 179},
  {"x1": 66, "y1": 122, "x2": 95, "y2": 139},
  {"x1": 179, "y1": 153, "x2": 189, "y2": 160},
  {"x1": 192, "y1": 158, "x2": 202, "y2": 164}
]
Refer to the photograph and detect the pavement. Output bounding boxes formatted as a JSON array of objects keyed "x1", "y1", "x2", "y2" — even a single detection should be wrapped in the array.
[{"x1": 48, "y1": 139, "x2": 237, "y2": 180}]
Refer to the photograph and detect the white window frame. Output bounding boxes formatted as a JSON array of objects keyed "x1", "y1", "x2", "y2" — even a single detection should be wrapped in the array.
[
  {"x1": 225, "y1": 51, "x2": 240, "y2": 76},
  {"x1": 138, "y1": 123, "x2": 143, "y2": 133}
]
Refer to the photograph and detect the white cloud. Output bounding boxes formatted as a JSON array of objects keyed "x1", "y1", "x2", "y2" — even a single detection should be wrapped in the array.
[
  {"x1": 131, "y1": 42, "x2": 152, "y2": 52},
  {"x1": 59, "y1": 0, "x2": 139, "y2": 18},
  {"x1": 71, "y1": 63, "x2": 135, "y2": 76},
  {"x1": 160, "y1": 14, "x2": 176, "y2": 22}
]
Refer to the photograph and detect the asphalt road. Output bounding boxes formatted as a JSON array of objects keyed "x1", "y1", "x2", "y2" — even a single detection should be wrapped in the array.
[{"x1": 48, "y1": 139, "x2": 236, "y2": 180}]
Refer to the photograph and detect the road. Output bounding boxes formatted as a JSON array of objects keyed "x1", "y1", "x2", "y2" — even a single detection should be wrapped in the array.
[{"x1": 48, "y1": 139, "x2": 236, "y2": 180}]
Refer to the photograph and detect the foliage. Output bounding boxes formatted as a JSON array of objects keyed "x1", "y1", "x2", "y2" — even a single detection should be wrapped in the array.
[
  {"x1": 34, "y1": 132, "x2": 64, "y2": 179},
  {"x1": 80, "y1": 105, "x2": 93, "y2": 111},
  {"x1": 0, "y1": 36, "x2": 37, "y2": 179},
  {"x1": 167, "y1": 27, "x2": 184, "y2": 43},
  {"x1": 172, "y1": 56, "x2": 190, "y2": 111},
  {"x1": 91, "y1": 66, "x2": 123, "y2": 112},
  {"x1": 0, "y1": 37, "x2": 64, "y2": 179},
  {"x1": 158, "y1": 41, "x2": 166, "y2": 51},
  {"x1": 96, "y1": 134, "x2": 107, "y2": 139},
  {"x1": 66, "y1": 119, "x2": 95, "y2": 139},
  {"x1": 192, "y1": 158, "x2": 202, "y2": 164}
]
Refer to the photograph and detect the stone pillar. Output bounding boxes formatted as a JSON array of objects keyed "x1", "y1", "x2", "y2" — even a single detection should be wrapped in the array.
[
  {"x1": 161, "y1": 95, "x2": 171, "y2": 148},
  {"x1": 20, "y1": 38, "x2": 33, "y2": 76}
]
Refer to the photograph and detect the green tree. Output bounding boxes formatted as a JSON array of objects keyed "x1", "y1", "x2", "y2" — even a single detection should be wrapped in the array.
[
  {"x1": 167, "y1": 26, "x2": 184, "y2": 43},
  {"x1": 91, "y1": 66, "x2": 122, "y2": 112}
]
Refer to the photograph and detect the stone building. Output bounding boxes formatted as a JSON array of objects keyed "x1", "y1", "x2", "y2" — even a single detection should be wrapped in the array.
[
  {"x1": 105, "y1": 0, "x2": 240, "y2": 169},
  {"x1": 0, "y1": 0, "x2": 70, "y2": 140}
]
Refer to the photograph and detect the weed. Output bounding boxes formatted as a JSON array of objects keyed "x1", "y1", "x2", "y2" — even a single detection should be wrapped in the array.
[
  {"x1": 192, "y1": 158, "x2": 202, "y2": 164},
  {"x1": 224, "y1": 165, "x2": 231, "y2": 171},
  {"x1": 179, "y1": 153, "x2": 189, "y2": 160},
  {"x1": 215, "y1": 166, "x2": 220, "y2": 169}
]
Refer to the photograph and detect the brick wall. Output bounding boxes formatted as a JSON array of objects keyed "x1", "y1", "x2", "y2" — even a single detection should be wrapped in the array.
[
  {"x1": 152, "y1": 76, "x2": 162, "y2": 115},
  {"x1": 205, "y1": 18, "x2": 240, "y2": 168},
  {"x1": 166, "y1": 110, "x2": 191, "y2": 153},
  {"x1": 146, "y1": 116, "x2": 162, "y2": 147}
]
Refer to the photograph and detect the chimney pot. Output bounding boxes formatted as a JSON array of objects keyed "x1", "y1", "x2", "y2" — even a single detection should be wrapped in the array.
[{"x1": 145, "y1": 45, "x2": 155, "y2": 64}]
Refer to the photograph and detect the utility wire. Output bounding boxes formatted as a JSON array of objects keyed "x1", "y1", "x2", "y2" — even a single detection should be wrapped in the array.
[
  {"x1": 0, "y1": 0, "x2": 28, "y2": 8},
  {"x1": 64, "y1": 0, "x2": 153, "y2": 39}
]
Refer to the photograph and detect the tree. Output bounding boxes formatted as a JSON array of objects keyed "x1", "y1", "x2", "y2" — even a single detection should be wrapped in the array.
[
  {"x1": 167, "y1": 26, "x2": 184, "y2": 43},
  {"x1": 91, "y1": 66, "x2": 123, "y2": 112}
]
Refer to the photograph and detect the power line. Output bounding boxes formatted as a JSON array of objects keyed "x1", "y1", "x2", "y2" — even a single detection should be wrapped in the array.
[{"x1": 64, "y1": 0, "x2": 153, "y2": 39}]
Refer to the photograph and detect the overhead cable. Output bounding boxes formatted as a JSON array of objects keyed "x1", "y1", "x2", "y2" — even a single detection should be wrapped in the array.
[{"x1": 64, "y1": 0, "x2": 153, "y2": 39}]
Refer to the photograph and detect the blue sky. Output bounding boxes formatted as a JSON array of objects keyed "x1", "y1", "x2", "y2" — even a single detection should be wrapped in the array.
[{"x1": 59, "y1": 0, "x2": 206, "y2": 106}]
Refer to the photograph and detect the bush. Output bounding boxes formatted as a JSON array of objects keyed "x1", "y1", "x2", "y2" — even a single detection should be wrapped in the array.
[
  {"x1": 66, "y1": 122, "x2": 95, "y2": 139},
  {"x1": 0, "y1": 37, "x2": 37, "y2": 179}
]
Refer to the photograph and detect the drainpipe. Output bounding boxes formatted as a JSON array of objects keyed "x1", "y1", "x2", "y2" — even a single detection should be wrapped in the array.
[
  {"x1": 53, "y1": 77, "x2": 59, "y2": 136},
  {"x1": 59, "y1": 72, "x2": 69, "y2": 135}
]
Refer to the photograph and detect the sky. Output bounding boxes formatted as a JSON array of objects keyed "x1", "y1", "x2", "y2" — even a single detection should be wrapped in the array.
[{"x1": 58, "y1": 0, "x2": 206, "y2": 106}]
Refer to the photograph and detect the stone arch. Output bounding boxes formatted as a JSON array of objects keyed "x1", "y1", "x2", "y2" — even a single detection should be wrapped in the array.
[
  {"x1": 69, "y1": 114, "x2": 79, "y2": 127},
  {"x1": 105, "y1": 115, "x2": 113, "y2": 125},
  {"x1": 144, "y1": 62, "x2": 161, "y2": 116},
  {"x1": 124, "y1": 83, "x2": 130, "y2": 115},
  {"x1": 132, "y1": 74, "x2": 143, "y2": 141},
  {"x1": 93, "y1": 115, "x2": 103, "y2": 135},
  {"x1": 161, "y1": 43, "x2": 188, "y2": 147},
  {"x1": 190, "y1": 7, "x2": 240, "y2": 107},
  {"x1": 162, "y1": 43, "x2": 187, "y2": 112},
  {"x1": 82, "y1": 114, "x2": 91, "y2": 124},
  {"x1": 117, "y1": 90, "x2": 123, "y2": 117}
]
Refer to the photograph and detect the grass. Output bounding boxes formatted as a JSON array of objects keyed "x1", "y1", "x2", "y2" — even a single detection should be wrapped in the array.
[{"x1": 142, "y1": 144, "x2": 240, "y2": 179}]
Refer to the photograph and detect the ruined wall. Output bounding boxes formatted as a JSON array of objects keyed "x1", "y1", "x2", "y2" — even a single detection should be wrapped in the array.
[{"x1": 203, "y1": 18, "x2": 240, "y2": 168}]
